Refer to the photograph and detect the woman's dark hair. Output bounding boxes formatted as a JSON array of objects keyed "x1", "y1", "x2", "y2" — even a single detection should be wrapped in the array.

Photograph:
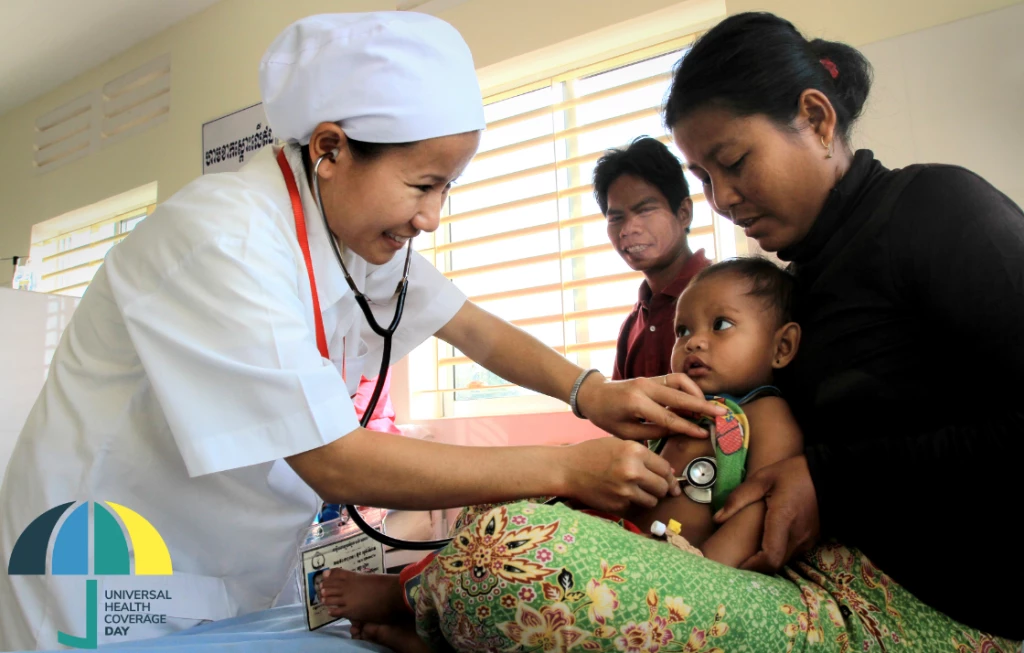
[
  {"x1": 345, "y1": 138, "x2": 415, "y2": 160},
  {"x1": 593, "y1": 136, "x2": 690, "y2": 216},
  {"x1": 690, "y1": 256, "x2": 795, "y2": 324},
  {"x1": 664, "y1": 12, "x2": 873, "y2": 143},
  {"x1": 300, "y1": 137, "x2": 414, "y2": 172}
]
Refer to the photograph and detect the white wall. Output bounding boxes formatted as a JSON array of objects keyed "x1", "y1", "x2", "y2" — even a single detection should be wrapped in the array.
[
  {"x1": 0, "y1": 289, "x2": 79, "y2": 488},
  {"x1": 856, "y1": 3, "x2": 1024, "y2": 207},
  {"x1": 0, "y1": 0, "x2": 391, "y2": 288}
]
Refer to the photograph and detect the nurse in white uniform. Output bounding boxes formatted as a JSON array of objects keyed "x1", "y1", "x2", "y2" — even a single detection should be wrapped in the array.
[{"x1": 0, "y1": 12, "x2": 722, "y2": 650}]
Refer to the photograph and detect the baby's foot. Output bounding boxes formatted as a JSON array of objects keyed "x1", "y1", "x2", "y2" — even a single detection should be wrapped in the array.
[
  {"x1": 358, "y1": 621, "x2": 430, "y2": 653},
  {"x1": 318, "y1": 569, "x2": 406, "y2": 623}
]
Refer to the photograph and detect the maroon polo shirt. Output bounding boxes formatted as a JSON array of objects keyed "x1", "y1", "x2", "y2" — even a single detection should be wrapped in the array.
[{"x1": 612, "y1": 250, "x2": 711, "y2": 380}]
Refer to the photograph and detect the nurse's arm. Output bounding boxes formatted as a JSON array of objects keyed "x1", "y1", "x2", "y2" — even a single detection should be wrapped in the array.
[
  {"x1": 287, "y1": 426, "x2": 678, "y2": 512},
  {"x1": 288, "y1": 428, "x2": 558, "y2": 508},
  {"x1": 435, "y1": 301, "x2": 725, "y2": 441}
]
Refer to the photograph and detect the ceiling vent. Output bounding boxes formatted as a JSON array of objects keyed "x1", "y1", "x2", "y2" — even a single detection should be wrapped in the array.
[{"x1": 34, "y1": 54, "x2": 170, "y2": 174}]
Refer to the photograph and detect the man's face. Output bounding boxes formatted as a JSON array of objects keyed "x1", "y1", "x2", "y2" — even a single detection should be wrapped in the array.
[{"x1": 605, "y1": 174, "x2": 691, "y2": 273}]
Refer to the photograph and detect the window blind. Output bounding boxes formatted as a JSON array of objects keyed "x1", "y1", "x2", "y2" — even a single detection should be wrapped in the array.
[{"x1": 413, "y1": 37, "x2": 739, "y2": 409}]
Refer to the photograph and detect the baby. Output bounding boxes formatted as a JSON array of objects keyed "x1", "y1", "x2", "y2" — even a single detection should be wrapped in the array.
[
  {"x1": 318, "y1": 257, "x2": 804, "y2": 651},
  {"x1": 626, "y1": 256, "x2": 803, "y2": 566}
]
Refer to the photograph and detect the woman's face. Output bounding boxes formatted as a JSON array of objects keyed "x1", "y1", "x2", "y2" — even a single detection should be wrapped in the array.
[
  {"x1": 672, "y1": 105, "x2": 837, "y2": 252},
  {"x1": 318, "y1": 130, "x2": 481, "y2": 265}
]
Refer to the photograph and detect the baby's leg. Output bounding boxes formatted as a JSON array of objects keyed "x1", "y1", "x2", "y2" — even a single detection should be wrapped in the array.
[
  {"x1": 626, "y1": 436, "x2": 716, "y2": 547},
  {"x1": 356, "y1": 623, "x2": 429, "y2": 653}
]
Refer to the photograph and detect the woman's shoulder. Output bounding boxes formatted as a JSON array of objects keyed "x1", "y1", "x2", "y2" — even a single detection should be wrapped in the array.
[
  {"x1": 161, "y1": 156, "x2": 290, "y2": 236},
  {"x1": 882, "y1": 160, "x2": 1024, "y2": 295},
  {"x1": 108, "y1": 156, "x2": 296, "y2": 289},
  {"x1": 130, "y1": 159, "x2": 292, "y2": 256},
  {"x1": 887, "y1": 162, "x2": 1021, "y2": 228}
]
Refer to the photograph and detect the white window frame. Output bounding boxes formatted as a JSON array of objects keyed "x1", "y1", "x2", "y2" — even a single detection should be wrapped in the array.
[{"x1": 28, "y1": 182, "x2": 158, "y2": 297}]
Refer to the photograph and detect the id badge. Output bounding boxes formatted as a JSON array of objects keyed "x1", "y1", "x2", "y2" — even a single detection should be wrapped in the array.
[{"x1": 297, "y1": 507, "x2": 387, "y2": 631}]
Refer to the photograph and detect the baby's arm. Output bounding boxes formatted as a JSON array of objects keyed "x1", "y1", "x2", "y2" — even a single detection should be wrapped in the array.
[{"x1": 700, "y1": 396, "x2": 803, "y2": 567}]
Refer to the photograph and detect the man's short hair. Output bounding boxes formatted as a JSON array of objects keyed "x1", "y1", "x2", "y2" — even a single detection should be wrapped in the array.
[{"x1": 593, "y1": 136, "x2": 690, "y2": 216}]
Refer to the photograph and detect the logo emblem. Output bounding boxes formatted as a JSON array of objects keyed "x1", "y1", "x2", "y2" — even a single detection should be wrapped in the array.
[{"x1": 8, "y1": 501, "x2": 171, "y2": 648}]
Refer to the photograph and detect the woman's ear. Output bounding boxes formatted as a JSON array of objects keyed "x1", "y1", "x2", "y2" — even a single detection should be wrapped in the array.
[
  {"x1": 796, "y1": 89, "x2": 838, "y2": 145},
  {"x1": 771, "y1": 321, "x2": 802, "y2": 369},
  {"x1": 308, "y1": 122, "x2": 347, "y2": 180}
]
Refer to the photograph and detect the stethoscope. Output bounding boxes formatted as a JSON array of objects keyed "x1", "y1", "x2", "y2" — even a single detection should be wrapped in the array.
[
  {"x1": 650, "y1": 437, "x2": 717, "y2": 504},
  {"x1": 311, "y1": 150, "x2": 452, "y2": 551},
  {"x1": 677, "y1": 457, "x2": 716, "y2": 504},
  {"x1": 311, "y1": 148, "x2": 413, "y2": 433}
]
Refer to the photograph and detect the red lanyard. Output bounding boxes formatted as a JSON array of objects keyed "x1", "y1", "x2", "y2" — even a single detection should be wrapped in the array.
[{"x1": 275, "y1": 148, "x2": 345, "y2": 380}]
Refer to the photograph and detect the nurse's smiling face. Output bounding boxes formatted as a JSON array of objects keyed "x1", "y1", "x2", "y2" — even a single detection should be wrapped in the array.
[{"x1": 309, "y1": 123, "x2": 481, "y2": 265}]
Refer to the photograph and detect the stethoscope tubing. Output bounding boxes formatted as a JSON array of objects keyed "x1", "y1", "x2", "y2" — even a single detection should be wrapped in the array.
[{"x1": 312, "y1": 151, "x2": 451, "y2": 551}]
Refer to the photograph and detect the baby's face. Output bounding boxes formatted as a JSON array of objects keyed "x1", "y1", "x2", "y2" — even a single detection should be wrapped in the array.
[{"x1": 671, "y1": 273, "x2": 779, "y2": 396}]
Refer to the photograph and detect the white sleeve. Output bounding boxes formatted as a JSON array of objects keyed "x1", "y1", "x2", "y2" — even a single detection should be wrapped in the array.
[{"x1": 107, "y1": 227, "x2": 358, "y2": 477}]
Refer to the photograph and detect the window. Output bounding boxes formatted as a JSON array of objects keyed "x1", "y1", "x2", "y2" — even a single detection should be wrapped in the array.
[
  {"x1": 409, "y1": 37, "x2": 747, "y2": 419},
  {"x1": 29, "y1": 183, "x2": 158, "y2": 297}
]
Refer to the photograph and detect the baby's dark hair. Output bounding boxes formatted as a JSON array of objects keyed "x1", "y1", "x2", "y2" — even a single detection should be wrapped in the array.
[{"x1": 689, "y1": 257, "x2": 795, "y2": 324}]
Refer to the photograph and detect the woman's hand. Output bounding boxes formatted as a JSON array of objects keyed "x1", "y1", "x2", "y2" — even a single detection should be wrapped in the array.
[
  {"x1": 713, "y1": 454, "x2": 820, "y2": 573},
  {"x1": 558, "y1": 437, "x2": 682, "y2": 513},
  {"x1": 575, "y1": 372, "x2": 726, "y2": 441}
]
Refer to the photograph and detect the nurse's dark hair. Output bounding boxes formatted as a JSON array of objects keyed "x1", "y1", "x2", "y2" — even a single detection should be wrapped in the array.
[
  {"x1": 300, "y1": 136, "x2": 414, "y2": 170},
  {"x1": 664, "y1": 12, "x2": 873, "y2": 143},
  {"x1": 689, "y1": 257, "x2": 795, "y2": 325},
  {"x1": 593, "y1": 136, "x2": 690, "y2": 217},
  {"x1": 345, "y1": 138, "x2": 415, "y2": 160}
]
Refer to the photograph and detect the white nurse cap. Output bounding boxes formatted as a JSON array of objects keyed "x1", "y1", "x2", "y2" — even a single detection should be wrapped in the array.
[{"x1": 259, "y1": 12, "x2": 486, "y2": 145}]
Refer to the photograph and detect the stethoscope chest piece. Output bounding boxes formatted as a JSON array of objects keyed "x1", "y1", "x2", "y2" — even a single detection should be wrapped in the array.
[{"x1": 678, "y1": 456, "x2": 717, "y2": 504}]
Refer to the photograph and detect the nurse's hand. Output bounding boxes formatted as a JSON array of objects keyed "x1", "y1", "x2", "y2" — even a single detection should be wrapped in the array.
[
  {"x1": 561, "y1": 437, "x2": 682, "y2": 512},
  {"x1": 575, "y1": 372, "x2": 726, "y2": 441}
]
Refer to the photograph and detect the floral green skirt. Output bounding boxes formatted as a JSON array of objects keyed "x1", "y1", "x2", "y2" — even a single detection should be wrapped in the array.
[{"x1": 399, "y1": 502, "x2": 1018, "y2": 652}]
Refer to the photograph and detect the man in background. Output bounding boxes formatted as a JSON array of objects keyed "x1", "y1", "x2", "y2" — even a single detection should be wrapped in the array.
[{"x1": 594, "y1": 137, "x2": 710, "y2": 380}]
